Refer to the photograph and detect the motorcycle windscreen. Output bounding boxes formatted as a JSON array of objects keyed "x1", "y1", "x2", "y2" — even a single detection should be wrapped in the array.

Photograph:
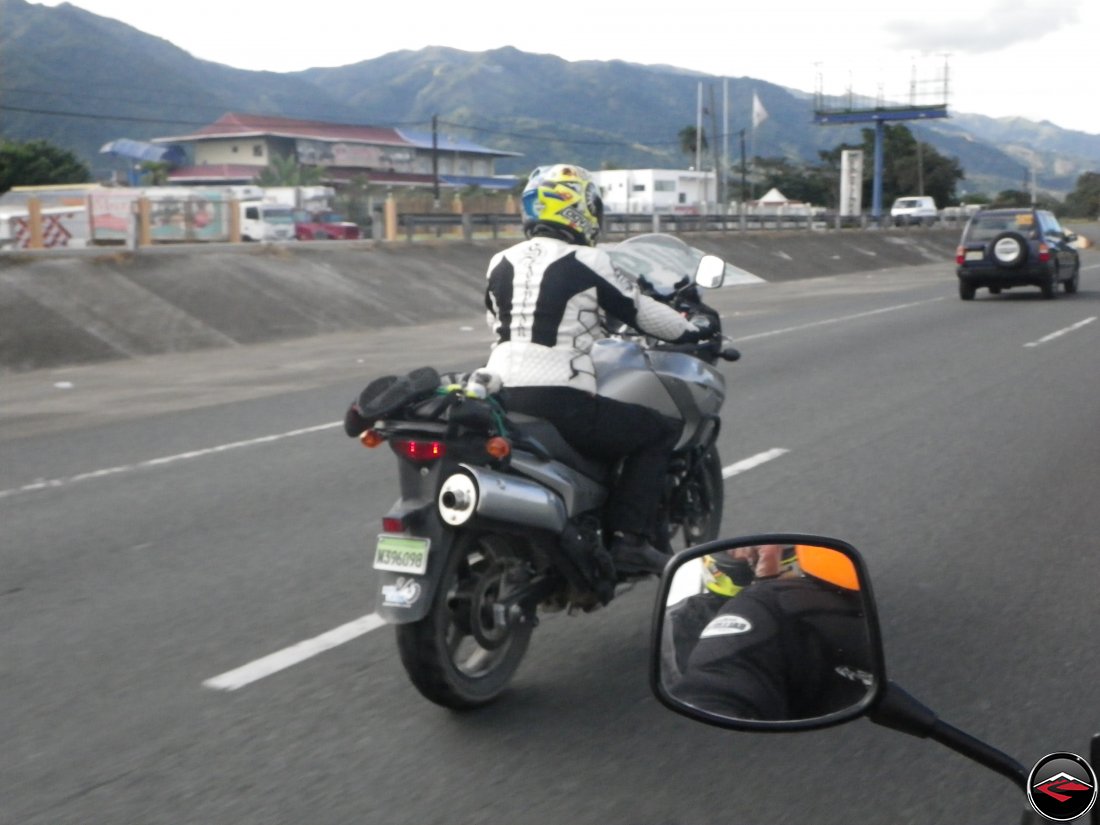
[
  {"x1": 608, "y1": 233, "x2": 703, "y2": 297},
  {"x1": 652, "y1": 536, "x2": 886, "y2": 731}
]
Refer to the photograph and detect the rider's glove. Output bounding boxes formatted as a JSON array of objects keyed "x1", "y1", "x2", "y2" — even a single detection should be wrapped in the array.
[{"x1": 678, "y1": 313, "x2": 718, "y2": 342}]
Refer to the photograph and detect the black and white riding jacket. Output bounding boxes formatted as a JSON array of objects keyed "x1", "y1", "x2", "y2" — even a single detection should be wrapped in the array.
[{"x1": 483, "y1": 236, "x2": 697, "y2": 393}]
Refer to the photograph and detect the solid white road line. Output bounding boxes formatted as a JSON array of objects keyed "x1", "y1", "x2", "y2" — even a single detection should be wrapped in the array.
[{"x1": 202, "y1": 447, "x2": 792, "y2": 691}]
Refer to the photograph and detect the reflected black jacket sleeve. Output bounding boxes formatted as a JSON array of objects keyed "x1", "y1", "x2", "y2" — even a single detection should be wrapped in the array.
[
  {"x1": 674, "y1": 580, "x2": 872, "y2": 721},
  {"x1": 675, "y1": 590, "x2": 788, "y2": 719}
]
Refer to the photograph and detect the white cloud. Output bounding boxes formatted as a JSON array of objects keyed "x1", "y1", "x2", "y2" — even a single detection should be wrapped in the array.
[{"x1": 886, "y1": 0, "x2": 1083, "y2": 54}]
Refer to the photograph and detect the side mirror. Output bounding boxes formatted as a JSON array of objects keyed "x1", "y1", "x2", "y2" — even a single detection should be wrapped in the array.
[
  {"x1": 651, "y1": 534, "x2": 887, "y2": 731},
  {"x1": 694, "y1": 254, "x2": 725, "y2": 289},
  {"x1": 1066, "y1": 232, "x2": 1078, "y2": 243}
]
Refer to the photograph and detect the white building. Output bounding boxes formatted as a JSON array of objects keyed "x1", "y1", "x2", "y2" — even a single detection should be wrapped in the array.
[{"x1": 591, "y1": 169, "x2": 719, "y2": 214}]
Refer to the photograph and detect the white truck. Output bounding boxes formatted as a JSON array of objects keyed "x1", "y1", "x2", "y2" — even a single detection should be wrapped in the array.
[
  {"x1": 239, "y1": 201, "x2": 296, "y2": 241},
  {"x1": 237, "y1": 185, "x2": 337, "y2": 241},
  {"x1": 890, "y1": 196, "x2": 938, "y2": 226}
]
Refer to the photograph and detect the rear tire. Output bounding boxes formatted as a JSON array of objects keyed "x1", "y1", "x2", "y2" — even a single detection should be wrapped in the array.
[
  {"x1": 395, "y1": 532, "x2": 533, "y2": 709},
  {"x1": 1041, "y1": 264, "x2": 1058, "y2": 300},
  {"x1": 959, "y1": 281, "x2": 976, "y2": 301}
]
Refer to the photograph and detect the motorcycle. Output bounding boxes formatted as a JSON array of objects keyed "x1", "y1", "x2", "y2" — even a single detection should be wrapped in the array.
[
  {"x1": 345, "y1": 234, "x2": 741, "y2": 709},
  {"x1": 650, "y1": 534, "x2": 1100, "y2": 824}
]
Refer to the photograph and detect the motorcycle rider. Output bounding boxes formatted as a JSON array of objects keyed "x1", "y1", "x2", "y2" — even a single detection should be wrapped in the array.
[
  {"x1": 662, "y1": 545, "x2": 798, "y2": 684},
  {"x1": 481, "y1": 163, "x2": 716, "y2": 576},
  {"x1": 672, "y1": 545, "x2": 875, "y2": 720}
]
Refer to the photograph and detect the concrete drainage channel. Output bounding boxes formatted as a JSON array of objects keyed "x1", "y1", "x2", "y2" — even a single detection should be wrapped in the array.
[{"x1": 0, "y1": 229, "x2": 965, "y2": 373}]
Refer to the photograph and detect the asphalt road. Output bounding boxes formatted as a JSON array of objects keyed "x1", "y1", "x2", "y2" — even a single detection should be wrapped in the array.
[{"x1": 3, "y1": 254, "x2": 1100, "y2": 825}]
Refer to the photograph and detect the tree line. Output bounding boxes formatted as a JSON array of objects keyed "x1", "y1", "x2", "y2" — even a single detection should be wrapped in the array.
[{"x1": 678, "y1": 123, "x2": 1100, "y2": 217}]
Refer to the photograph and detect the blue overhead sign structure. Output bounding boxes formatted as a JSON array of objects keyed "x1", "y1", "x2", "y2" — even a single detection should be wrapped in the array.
[
  {"x1": 814, "y1": 56, "x2": 951, "y2": 223},
  {"x1": 814, "y1": 103, "x2": 949, "y2": 223},
  {"x1": 813, "y1": 104, "x2": 949, "y2": 126}
]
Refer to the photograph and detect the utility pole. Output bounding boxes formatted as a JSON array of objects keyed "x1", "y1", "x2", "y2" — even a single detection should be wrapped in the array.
[
  {"x1": 432, "y1": 114, "x2": 440, "y2": 206},
  {"x1": 916, "y1": 139, "x2": 925, "y2": 196},
  {"x1": 722, "y1": 78, "x2": 730, "y2": 214},
  {"x1": 739, "y1": 128, "x2": 747, "y2": 218},
  {"x1": 695, "y1": 82, "x2": 704, "y2": 209},
  {"x1": 708, "y1": 84, "x2": 722, "y2": 212}
]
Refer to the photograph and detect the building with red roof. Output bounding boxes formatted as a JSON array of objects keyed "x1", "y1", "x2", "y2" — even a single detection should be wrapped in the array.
[{"x1": 152, "y1": 113, "x2": 521, "y2": 191}]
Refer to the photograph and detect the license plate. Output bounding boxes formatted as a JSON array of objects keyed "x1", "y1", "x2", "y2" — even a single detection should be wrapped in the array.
[
  {"x1": 965, "y1": 250, "x2": 983, "y2": 261},
  {"x1": 374, "y1": 534, "x2": 430, "y2": 575}
]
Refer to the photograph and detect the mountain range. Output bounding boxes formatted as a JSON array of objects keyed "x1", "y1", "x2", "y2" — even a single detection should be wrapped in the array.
[{"x1": 2, "y1": 0, "x2": 1098, "y2": 199}]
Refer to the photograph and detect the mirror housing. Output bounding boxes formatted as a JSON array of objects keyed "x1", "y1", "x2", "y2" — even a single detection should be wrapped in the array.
[
  {"x1": 650, "y1": 534, "x2": 887, "y2": 732},
  {"x1": 694, "y1": 254, "x2": 725, "y2": 289}
]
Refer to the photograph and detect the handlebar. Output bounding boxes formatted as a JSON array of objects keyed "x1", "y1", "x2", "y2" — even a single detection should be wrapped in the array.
[{"x1": 651, "y1": 336, "x2": 741, "y2": 362}]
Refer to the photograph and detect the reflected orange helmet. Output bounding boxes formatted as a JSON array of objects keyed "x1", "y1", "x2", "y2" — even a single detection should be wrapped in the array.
[{"x1": 795, "y1": 545, "x2": 861, "y2": 591}]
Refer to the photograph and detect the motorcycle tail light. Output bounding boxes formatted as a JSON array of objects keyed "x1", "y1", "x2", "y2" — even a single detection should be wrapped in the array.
[
  {"x1": 392, "y1": 439, "x2": 446, "y2": 462},
  {"x1": 382, "y1": 516, "x2": 407, "y2": 533},
  {"x1": 1038, "y1": 243, "x2": 1051, "y2": 262},
  {"x1": 360, "y1": 429, "x2": 384, "y2": 448}
]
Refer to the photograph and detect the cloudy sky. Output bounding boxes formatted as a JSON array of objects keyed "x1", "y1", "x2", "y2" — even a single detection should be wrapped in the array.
[{"x1": 39, "y1": 0, "x2": 1100, "y2": 134}]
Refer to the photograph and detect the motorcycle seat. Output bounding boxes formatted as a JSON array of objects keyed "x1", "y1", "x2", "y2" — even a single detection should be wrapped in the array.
[{"x1": 506, "y1": 413, "x2": 611, "y2": 482}]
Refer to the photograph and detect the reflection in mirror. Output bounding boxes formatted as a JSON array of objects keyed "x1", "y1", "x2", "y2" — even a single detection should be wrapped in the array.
[
  {"x1": 694, "y1": 255, "x2": 725, "y2": 289},
  {"x1": 659, "y1": 543, "x2": 875, "y2": 724}
]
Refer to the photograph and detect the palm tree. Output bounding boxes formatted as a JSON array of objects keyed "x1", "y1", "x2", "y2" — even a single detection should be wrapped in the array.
[
  {"x1": 678, "y1": 125, "x2": 707, "y2": 159},
  {"x1": 138, "y1": 160, "x2": 171, "y2": 186},
  {"x1": 254, "y1": 153, "x2": 327, "y2": 187}
]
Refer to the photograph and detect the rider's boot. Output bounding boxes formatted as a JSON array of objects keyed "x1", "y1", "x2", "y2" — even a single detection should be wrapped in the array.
[{"x1": 609, "y1": 532, "x2": 668, "y2": 576}]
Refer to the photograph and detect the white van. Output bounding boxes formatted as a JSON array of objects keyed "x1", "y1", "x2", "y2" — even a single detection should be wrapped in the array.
[
  {"x1": 890, "y1": 196, "x2": 938, "y2": 226},
  {"x1": 239, "y1": 201, "x2": 296, "y2": 241}
]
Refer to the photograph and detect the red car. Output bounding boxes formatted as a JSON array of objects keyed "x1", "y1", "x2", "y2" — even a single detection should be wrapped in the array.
[{"x1": 294, "y1": 211, "x2": 361, "y2": 240}]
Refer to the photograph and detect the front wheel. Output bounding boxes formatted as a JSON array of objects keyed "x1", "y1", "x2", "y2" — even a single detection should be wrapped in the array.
[
  {"x1": 660, "y1": 444, "x2": 725, "y2": 552},
  {"x1": 1064, "y1": 262, "x2": 1080, "y2": 294},
  {"x1": 395, "y1": 531, "x2": 533, "y2": 709}
]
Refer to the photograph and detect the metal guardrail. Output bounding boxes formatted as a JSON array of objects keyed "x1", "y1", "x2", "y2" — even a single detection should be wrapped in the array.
[
  {"x1": 397, "y1": 213, "x2": 523, "y2": 241},
  {"x1": 395, "y1": 210, "x2": 969, "y2": 242},
  {"x1": 604, "y1": 211, "x2": 971, "y2": 236}
]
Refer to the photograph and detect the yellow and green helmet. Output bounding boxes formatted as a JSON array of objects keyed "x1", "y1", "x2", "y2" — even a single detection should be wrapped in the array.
[{"x1": 521, "y1": 164, "x2": 604, "y2": 246}]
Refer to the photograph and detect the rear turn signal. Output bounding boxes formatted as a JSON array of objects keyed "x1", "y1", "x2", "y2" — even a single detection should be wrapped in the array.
[
  {"x1": 1038, "y1": 243, "x2": 1051, "y2": 262},
  {"x1": 955, "y1": 246, "x2": 965, "y2": 265},
  {"x1": 360, "y1": 429, "x2": 384, "y2": 448},
  {"x1": 485, "y1": 437, "x2": 511, "y2": 459}
]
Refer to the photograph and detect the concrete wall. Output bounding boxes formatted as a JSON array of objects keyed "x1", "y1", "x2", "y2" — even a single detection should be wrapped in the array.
[{"x1": 0, "y1": 228, "x2": 963, "y2": 374}]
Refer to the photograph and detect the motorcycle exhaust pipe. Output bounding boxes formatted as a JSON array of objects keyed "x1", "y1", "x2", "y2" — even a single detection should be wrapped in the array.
[{"x1": 438, "y1": 464, "x2": 567, "y2": 533}]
